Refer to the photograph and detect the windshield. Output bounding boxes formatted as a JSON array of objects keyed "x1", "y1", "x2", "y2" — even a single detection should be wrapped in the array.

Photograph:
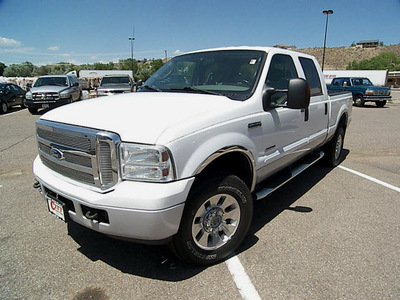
[
  {"x1": 351, "y1": 78, "x2": 373, "y2": 86},
  {"x1": 100, "y1": 76, "x2": 131, "y2": 86},
  {"x1": 34, "y1": 77, "x2": 68, "y2": 87},
  {"x1": 141, "y1": 50, "x2": 266, "y2": 100}
]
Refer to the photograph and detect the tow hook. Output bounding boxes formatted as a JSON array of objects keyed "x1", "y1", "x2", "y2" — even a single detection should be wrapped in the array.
[
  {"x1": 85, "y1": 210, "x2": 99, "y2": 220},
  {"x1": 33, "y1": 181, "x2": 40, "y2": 189}
]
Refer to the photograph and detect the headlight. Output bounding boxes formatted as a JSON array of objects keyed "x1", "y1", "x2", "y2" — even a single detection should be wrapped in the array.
[
  {"x1": 60, "y1": 92, "x2": 70, "y2": 99},
  {"x1": 119, "y1": 143, "x2": 175, "y2": 182},
  {"x1": 26, "y1": 92, "x2": 32, "y2": 100},
  {"x1": 365, "y1": 89, "x2": 374, "y2": 95}
]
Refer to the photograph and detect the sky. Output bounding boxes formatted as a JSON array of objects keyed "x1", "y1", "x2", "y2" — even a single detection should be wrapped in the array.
[{"x1": 0, "y1": 0, "x2": 399, "y2": 66}]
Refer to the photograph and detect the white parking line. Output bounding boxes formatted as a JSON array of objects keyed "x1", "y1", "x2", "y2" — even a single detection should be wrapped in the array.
[
  {"x1": 226, "y1": 255, "x2": 262, "y2": 300},
  {"x1": 339, "y1": 165, "x2": 400, "y2": 193}
]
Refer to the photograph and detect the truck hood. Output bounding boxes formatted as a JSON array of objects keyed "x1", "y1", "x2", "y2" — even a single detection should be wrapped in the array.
[
  {"x1": 366, "y1": 86, "x2": 390, "y2": 91},
  {"x1": 40, "y1": 92, "x2": 243, "y2": 144},
  {"x1": 30, "y1": 86, "x2": 69, "y2": 93}
]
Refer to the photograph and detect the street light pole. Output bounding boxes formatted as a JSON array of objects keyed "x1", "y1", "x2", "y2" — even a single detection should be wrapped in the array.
[
  {"x1": 322, "y1": 9, "x2": 333, "y2": 71},
  {"x1": 128, "y1": 29, "x2": 135, "y2": 80}
]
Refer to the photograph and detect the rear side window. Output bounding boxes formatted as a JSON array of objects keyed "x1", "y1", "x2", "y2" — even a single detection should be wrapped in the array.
[{"x1": 299, "y1": 57, "x2": 322, "y2": 96}]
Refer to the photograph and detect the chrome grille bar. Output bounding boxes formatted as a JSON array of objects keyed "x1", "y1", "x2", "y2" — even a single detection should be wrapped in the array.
[{"x1": 36, "y1": 119, "x2": 120, "y2": 191}]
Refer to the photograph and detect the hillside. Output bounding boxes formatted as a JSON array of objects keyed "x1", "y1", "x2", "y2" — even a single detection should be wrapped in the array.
[{"x1": 298, "y1": 44, "x2": 400, "y2": 70}]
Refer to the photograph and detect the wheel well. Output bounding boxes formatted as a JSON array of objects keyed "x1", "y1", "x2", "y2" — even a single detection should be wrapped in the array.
[
  {"x1": 194, "y1": 151, "x2": 254, "y2": 191},
  {"x1": 338, "y1": 113, "x2": 348, "y2": 132}
]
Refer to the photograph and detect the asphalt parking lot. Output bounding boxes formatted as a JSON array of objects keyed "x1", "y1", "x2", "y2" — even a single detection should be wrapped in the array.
[{"x1": 1, "y1": 91, "x2": 399, "y2": 300}]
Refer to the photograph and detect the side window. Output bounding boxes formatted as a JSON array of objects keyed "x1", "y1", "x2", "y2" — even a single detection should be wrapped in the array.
[
  {"x1": 299, "y1": 57, "x2": 322, "y2": 96},
  {"x1": 266, "y1": 54, "x2": 298, "y2": 104},
  {"x1": 332, "y1": 79, "x2": 340, "y2": 86},
  {"x1": 266, "y1": 54, "x2": 298, "y2": 89}
]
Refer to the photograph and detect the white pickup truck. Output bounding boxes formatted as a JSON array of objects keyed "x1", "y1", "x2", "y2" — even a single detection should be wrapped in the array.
[{"x1": 33, "y1": 47, "x2": 352, "y2": 265}]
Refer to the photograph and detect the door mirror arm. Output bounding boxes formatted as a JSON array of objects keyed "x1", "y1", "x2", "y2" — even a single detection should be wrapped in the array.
[
  {"x1": 262, "y1": 85, "x2": 287, "y2": 111},
  {"x1": 262, "y1": 78, "x2": 310, "y2": 111}
]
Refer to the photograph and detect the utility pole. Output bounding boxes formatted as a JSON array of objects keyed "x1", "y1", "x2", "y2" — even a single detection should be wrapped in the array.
[
  {"x1": 322, "y1": 10, "x2": 333, "y2": 71},
  {"x1": 128, "y1": 28, "x2": 135, "y2": 80}
]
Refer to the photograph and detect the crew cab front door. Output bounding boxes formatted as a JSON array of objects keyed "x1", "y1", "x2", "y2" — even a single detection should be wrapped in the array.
[{"x1": 254, "y1": 54, "x2": 310, "y2": 181}]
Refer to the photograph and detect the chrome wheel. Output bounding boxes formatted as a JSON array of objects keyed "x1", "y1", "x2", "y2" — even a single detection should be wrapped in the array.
[
  {"x1": 354, "y1": 96, "x2": 364, "y2": 107},
  {"x1": 334, "y1": 133, "x2": 343, "y2": 161},
  {"x1": 192, "y1": 193, "x2": 241, "y2": 250},
  {"x1": 171, "y1": 174, "x2": 252, "y2": 265},
  {"x1": 0, "y1": 102, "x2": 7, "y2": 114}
]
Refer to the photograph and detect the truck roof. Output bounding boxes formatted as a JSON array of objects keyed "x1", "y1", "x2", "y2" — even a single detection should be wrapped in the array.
[{"x1": 183, "y1": 46, "x2": 317, "y2": 59}]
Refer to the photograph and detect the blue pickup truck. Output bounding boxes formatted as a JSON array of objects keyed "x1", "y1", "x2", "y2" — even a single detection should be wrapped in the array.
[{"x1": 328, "y1": 77, "x2": 391, "y2": 107}]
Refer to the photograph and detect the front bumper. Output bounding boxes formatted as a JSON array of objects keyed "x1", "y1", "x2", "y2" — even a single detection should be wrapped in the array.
[
  {"x1": 25, "y1": 98, "x2": 70, "y2": 109},
  {"x1": 363, "y1": 95, "x2": 392, "y2": 101},
  {"x1": 96, "y1": 90, "x2": 132, "y2": 97},
  {"x1": 33, "y1": 156, "x2": 194, "y2": 243}
]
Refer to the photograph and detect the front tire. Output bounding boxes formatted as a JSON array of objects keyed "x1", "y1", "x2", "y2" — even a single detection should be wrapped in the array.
[
  {"x1": 376, "y1": 100, "x2": 386, "y2": 108},
  {"x1": 0, "y1": 102, "x2": 8, "y2": 114},
  {"x1": 354, "y1": 95, "x2": 364, "y2": 107},
  {"x1": 170, "y1": 174, "x2": 253, "y2": 266},
  {"x1": 28, "y1": 107, "x2": 38, "y2": 114}
]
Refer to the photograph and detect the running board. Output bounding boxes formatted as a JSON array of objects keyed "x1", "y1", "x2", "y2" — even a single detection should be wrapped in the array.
[{"x1": 255, "y1": 151, "x2": 324, "y2": 200}]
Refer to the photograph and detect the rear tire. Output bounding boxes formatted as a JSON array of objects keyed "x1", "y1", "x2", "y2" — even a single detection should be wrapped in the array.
[
  {"x1": 170, "y1": 174, "x2": 253, "y2": 266},
  {"x1": 324, "y1": 126, "x2": 345, "y2": 167}
]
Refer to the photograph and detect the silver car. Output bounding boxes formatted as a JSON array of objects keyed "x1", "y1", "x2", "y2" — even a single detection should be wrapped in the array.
[
  {"x1": 96, "y1": 75, "x2": 134, "y2": 97},
  {"x1": 25, "y1": 75, "x2": 81, "y2": 114}
]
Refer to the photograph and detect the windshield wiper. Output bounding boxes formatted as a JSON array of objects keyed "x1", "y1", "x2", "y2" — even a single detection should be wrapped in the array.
[
  {"x1": 169, "y1": 86, "x2": 220, "y2": 95},
  {"x1": 141, "y1": 85, "x2": 162, "y2": 92}
]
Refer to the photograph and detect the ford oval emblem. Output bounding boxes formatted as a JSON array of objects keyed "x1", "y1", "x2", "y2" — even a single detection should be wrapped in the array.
[{"x1": 50, "y1": 147, "x2": 65, "y2": 160}]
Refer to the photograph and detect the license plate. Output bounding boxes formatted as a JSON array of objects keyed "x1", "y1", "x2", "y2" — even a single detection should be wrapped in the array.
[
  {"x1": 42, "y1": 104, "x2": 49, "y2": 108},
  {"x1": 46, "y1": 195, "x2": 67, "y2": 222}
]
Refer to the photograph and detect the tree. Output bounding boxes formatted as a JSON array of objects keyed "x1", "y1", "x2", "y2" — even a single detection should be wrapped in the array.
[
  {"x1": 0, "y1": 62, "x2": 5, "y2": 76},
  {"x1": 3, "y1": 61, "x2": 37, "y2": 77},
  {"x1": 150, "y1": 59, "x2": 164, "y2": 74},
  {"x1": 136, "y1": 63, "x2": 152, "y2": 81},
  {"x1": 120, "y1": 58, "x2": 138, "y2": 74},
  {"x1": 347, "y1": 52, "x2": 400, "y2": 71},
  {"x1": 36, "y1": 65, "x2": 50, "y2": 76}
]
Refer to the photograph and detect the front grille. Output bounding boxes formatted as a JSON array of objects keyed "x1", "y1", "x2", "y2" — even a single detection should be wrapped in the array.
[
  {"x1": 32, "y1": 92, "x2": 59, "y2": 101},
  {"x1": 36, "y1": 120, "x2": 120, "y2": 190},
  {"x1": 374, "y1": 90, "x2": 389, "y2": 96},
  {"x1": 38, "y1": 142, "x2": 92, "y2": 167},
  {"x1": 37, "y1": 128, "x2": 91, "y2": 151},
  {"x1": 98, "y1": 141, "x2": 114, "y2": 185},
  {"x1": 41, "y1": 156, "x2": 95, "y2": 184}
]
